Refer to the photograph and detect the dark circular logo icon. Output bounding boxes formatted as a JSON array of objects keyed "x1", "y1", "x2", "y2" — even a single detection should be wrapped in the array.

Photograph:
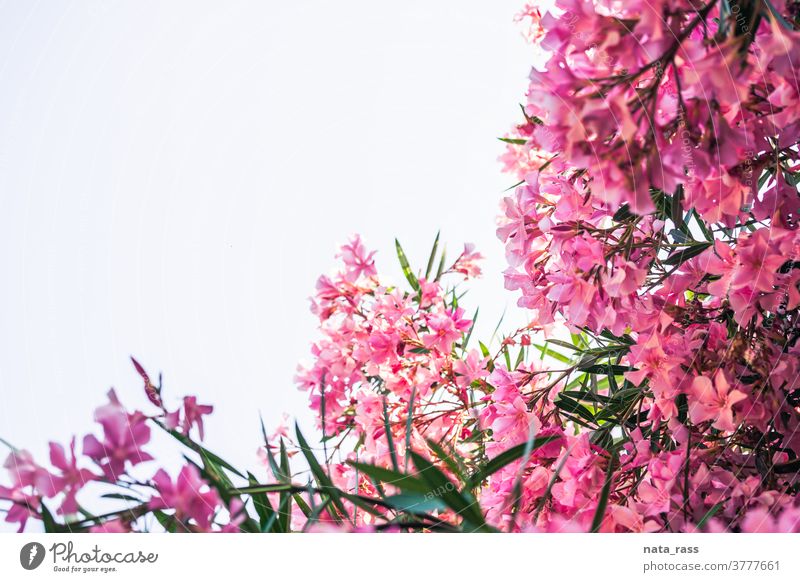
[{"x1": 20, "y1": 542, "x2": 46, "y2": 570}]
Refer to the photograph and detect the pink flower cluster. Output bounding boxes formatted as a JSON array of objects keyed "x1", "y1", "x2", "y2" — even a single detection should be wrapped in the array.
[
  {"x1": 502, "y1": 0, "x2": 800, "y2": 224},
  {"x1": 0, "y1": 370, "x2": 221, "y2": 532},
  {"x1": 293, "y1": 236, "x2": 488, "y2": 524},
  {"x1": 489, "y1": 0, "x2": 800, "y2": 532},
  {"x1": 291, "y1": 1, "x2": 800, "y2": 533}
]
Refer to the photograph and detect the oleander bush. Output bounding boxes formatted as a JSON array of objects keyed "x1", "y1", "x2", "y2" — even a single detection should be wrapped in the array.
[{"x1": 4, "y1": 0, "x2": 800, "y2": 532}]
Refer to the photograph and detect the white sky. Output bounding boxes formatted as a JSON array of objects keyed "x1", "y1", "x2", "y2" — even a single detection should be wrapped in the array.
[{"x1": 0, "y1": 0, "x2": 533, "y2": 524}]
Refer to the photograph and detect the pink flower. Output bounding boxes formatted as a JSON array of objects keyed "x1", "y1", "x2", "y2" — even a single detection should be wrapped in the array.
[
  {"x1": 366, "y1": 331, "x2": 399, "y2": 366},
  {"x1": 149, "y1": 465, "x2": 221, "y2": 531},
  {"x1": 741, "y1": 506, "x2": 800, "y2": 533},
  {"x1": 731, "y1": 230, "x2": 785, "y2": 293},
  {"x1": 545, "y1": 273, "x2": 596, "y2": 327},
  {"x1": 705, "y1": 240, "x2": 737, "y2": 297},
  {"x1": 625, "y1": 334, "x2": 680, "y2": 397},
  {"x1": 490, "y1": 395, "x2": 540, "y2": 444},
  {"x1": 49, "y1": 438, "x2": 98, "y2": 515},
  {"x1": 2, "y1": 449, "x2": 56, "y2": 496},
  {"x1": 0, "y1": 485, "x2": 40, "y2": 532},
  {"x1": 82, "y1": 390, "x2": 153, "y2": 479},
  {"x1": 337, "y1": 235, "x2": 377, "y2": 283},
  {"x1": 452, "y1": 244, "x2": 483, "y2": 279},
  {"x1": 89, "y1": 519, "x2": 130, "y2": 533},
  {"x1": 452, "y1": 349, "x2": 487, "y2": 389},
  {"x1": 130, "y1": 356, "x2": 161, "y2": 408},
  {"x1": 178, "y1": 396, "x2": 214, "y2": 441},
  {"x1": 602, "y1": 258, "x2": 647, "y2": 298},
  {"x1": 688, "y1": 372, "x2": 746, "y2": 433},
  {"x1": 422, "y1": 308, "x2": 471, "y2": 354}
]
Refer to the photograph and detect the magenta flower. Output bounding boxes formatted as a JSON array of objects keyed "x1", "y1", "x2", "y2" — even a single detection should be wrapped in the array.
[
  {"x1": 730, "y1": 229, "x2": 786, "y2": 293},
  {"x1": 179, "y1": 396, "x2": 214, "y2": 441},
  {"x1": 2, "y1": 449, "x2": 56, "y2": 496},
  {"x1": 48, "y1": 438, "x2": 98, "y2": 515},
  {"x1": 82, "y1": 390, "x2": 153, "y2": 479},
  {"x1": 149, "y1": 465, "x2": 221, "y2": 531},
  {"x1": 452, "y1": 243, "x2": 483, "y2": 279},
  {"x1": 0, "y1": 485, "x2": 41, "y2": 532},
  {"x1": 337, "y1": 235, "x2": 377, "y2": 283},
  {"x1": 689, "y1": 372, "x2": 746, "y2": 433},
  {"x1": 423, "y1": 308, "x2": 471, "y2": 353},
  {"x1": 89, "y1": 519, "x2": 130, "y2": 533}
]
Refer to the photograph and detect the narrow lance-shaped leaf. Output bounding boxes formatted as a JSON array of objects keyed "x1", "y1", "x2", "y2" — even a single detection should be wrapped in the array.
[
  {"x1": 590, "y1": 452, "x2": 617, "y2": 533},
  {"x1": 469, "y1": 437, "x2": 560, "y2": 487},
  {"x1": 395, "y1": 238, "x2": 420, "y2": 292},
  {"x1": 294, "y1": 422, "x2": 349, "y2": 524},
  {"x1": 347, "y1": 460, "x2": 430, "y2": 495},
  {"x1": 382, "y1": 397, "x2": 400, "y2": 472},
  {"x1": 409, "y1": 451, "x2": 486, "y2": 529},
  {"x1": 424, "y1": 231, "x2": 440, "y2": 280},
  {"x1": 663, "y1": 241, "x2": 712, "y2": 266},
  {"x1": 404, "y1": 387, "x2": 415, "y2": 473}
]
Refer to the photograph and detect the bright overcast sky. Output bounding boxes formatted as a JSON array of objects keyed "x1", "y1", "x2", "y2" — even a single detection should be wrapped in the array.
[{"x1": 0, "y1": 0, "x2": 533, "y2": 515}]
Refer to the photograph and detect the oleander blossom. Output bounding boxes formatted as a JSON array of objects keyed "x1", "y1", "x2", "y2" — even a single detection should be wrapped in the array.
[{"x1": 0, "y1": 362, "x2": 241, "y2": 533}]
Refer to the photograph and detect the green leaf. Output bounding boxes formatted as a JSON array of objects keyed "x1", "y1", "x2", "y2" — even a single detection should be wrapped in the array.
[
  {"x1": 409, "y1": 451, "x2": 486, "y2": 529},
  {"x1": 231, "y1": 483, "x2": 296, "y2": 495},
  {"x1": 244, "y1": 472, "x2": 278, "y2": 532},
  {"x1": 426, "y1": 439, "x2": 466, "y2": 485},
  {"x1": 560, "y1": 390, "x2": 610, "y2": 404},
  {"x1": 545, "y1": 338, "x2": 581, "y2": 352},
  {"x1": 663, "y1": 242, "x2": 712, "y2": 266},
  {"x1": 671, "y1": 185, "x2": 688, "y2": 234},
  {"x1": 514, "y1": 345, "x2": 525, "y2": 369},
  {"x1": 395, "y1": 238, "x2": 420, "y2": 292},
  {"x1": 260, "y1": 414, "x2": 282, "y2": 480},
  {"x1": 382, "y1": 398, "x2": 400, "y2": 472},
  {"x1": 303, "y1": 497, "x2": 333, "y2": 530},
  {"x1": 292, "y1": 493, "x2": 312, "y2": 518},
  {"x1": 382, "y1": 493, "x2": 448, "y2": 514},
  {"x1": 498, "y1": 137, "x2": 527, "y2": 145},
  {"x1": 153, "y1": 509, "x2": 180, "y2": 533},
  {"x1": 347, "y1": 461, "x2": 430, "y2": 494},
  {"x1": 578, "y1": 364, "x2": 633, "y2": 375},
  {"x1": 434, "y1": 245, "x2": 447, "y2": 281},
  {"x1": 554, "y1": 394, "x2": 597, "y2": 424},
  {"x1": 613, "y1": 204, "x2": 635, "y2": 222},
  {"x1": 101, "y1": 492, "x2": 144, "y2": 503},
  {"x1": 504, "y1": 179, "x2": 525, "y2": 192},
  {"x1": 469, "y1": 436, "x2": 559, "y2": 487},
  {"x1": 0, "y1": 437, "x2": 19, "y2": 453},
  {"x1": 461, "y1": 307, "x2": 479, "y2": 352},
  {"x1": 295, "y1": 423, "x2": 349, "y2": 524},
  {"x1": 41, "y1": 502, "x2": 62, "y2": 533},
  {"x1": 590, "y1": 453, "x2": 617, "y2": 532},
  {"x1": 198, "y1": 448, "x2": 234, "y2": 490},
  {"x1": 519, "y1": 104, "x2": 543, "y2": 125},
  {"x1": 277, "y1": 439, "x2": 292, "y2": 531},
  {"x1": 696, "y1": 502, "x2": 724, "y2": 529},
  {"x1": 424, "y1": 231, "x2": 440, "y2": 280},
  {"x1": 404, "y1": 388, "x2": 416, "y2": 472},
  {"x1": 534, "y1": 343, "x2": 572, "y2": 365},
  {"x1": 764, "y1": 0, "x2": 794, "y2": 30}
]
